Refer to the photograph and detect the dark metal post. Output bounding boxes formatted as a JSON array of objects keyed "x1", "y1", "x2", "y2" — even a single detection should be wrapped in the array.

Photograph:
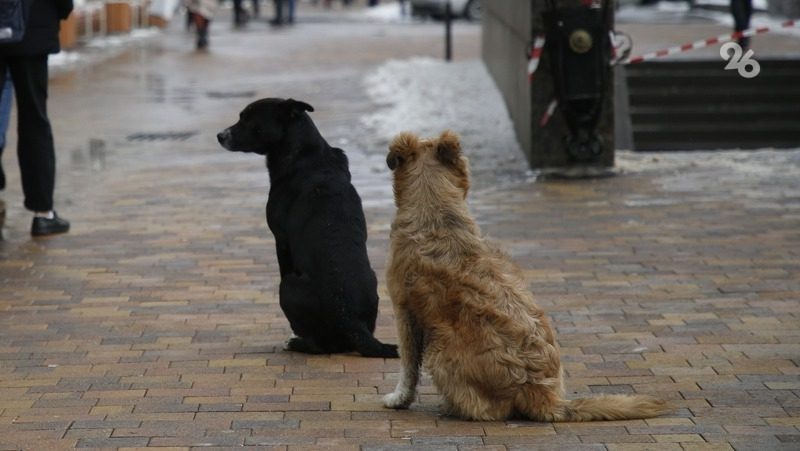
[
  {"x1": 529, "y1": 0, "x2": 615, "y2": 174},
  {"x1": 445, "y1": 1, "x2": 453, "y2": 61}
]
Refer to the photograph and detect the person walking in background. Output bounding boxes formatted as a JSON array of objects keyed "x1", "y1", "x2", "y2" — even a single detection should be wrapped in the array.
[
  {"x1": 271, "y1": 0, "x2": 295, "y2": 25},
  {"x1": 232, "y1": 0, "x2": 259, "y2": 26},
  {"x1": 185, "y1": 0, "x2": 216, "y2": 49},
  {"x1": 0, "y1": 0, "x2": 73, "y2": 237},
  {"x1": 731, "y1": 0, "x2": 753, "y2": 49},
  {"x1": 233, "y1": 0, "x2": 249, "y2": 26}
]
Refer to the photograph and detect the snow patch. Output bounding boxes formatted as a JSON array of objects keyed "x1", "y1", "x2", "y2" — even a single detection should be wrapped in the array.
[
  {"x1": 360, "y1": 3, "x2": 410, "y2": 22},
  {"x1": 361, "y1": 58, "x2": 530, "y2": 190},
  {"x1": 49, "y1": 28, "x2": 161, "y2": 71}
]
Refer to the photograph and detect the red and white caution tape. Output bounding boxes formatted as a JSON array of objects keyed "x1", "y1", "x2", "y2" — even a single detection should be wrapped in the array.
[
  {"x1": 530, "y1": 20, "x2": 799, "y2": 127},
  {"x1": 623, "y1": 19, "x2": 798, "y2": 64},
  {"x1": 539, "y1": 98, "x2": 559, "y2": 127},
  {"x1": 527, "y1": 34, "x2": 547, "y2": 82},
  {"x1": 529, "y1": 20, "x2": 798, "y2": 77}
]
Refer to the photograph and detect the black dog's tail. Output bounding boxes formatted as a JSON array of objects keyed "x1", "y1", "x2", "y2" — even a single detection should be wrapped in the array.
[{"x1": 350, "y1": 327, "x2": 399, "y2": 358}]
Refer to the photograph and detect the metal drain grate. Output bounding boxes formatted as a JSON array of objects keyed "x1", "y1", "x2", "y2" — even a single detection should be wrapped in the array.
[{"x1": 126, "y1": 131, "x2": 199, "y2": 142}]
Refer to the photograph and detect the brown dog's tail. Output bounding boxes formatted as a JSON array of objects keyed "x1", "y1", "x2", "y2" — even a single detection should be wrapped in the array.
[{"x1": 545, "y1": 394, "x2": 669, "y2": 422}]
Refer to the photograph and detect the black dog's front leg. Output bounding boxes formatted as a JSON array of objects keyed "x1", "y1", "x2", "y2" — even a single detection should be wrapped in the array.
[{"x1": 279, "y1": 273, "x2": 321, "y2": 339}]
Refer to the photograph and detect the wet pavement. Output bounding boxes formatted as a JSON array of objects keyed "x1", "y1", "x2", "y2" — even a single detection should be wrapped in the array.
[{"x1": 1, "y1": 3, "x2": 799, "y2": 450}]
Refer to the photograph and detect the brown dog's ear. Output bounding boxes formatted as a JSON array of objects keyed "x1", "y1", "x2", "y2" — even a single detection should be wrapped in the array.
[
  {"x1": 283, "y1": 98, "x2": 315, "y2": 119},
  {"x1": 435, "y1": 130, "x2": 461, "y2": 167},
  {"x1": 386, "y1": 153, "x2": 402, "y2": 171},
  {"x1": 387, "y1": 132, "x2": 419, "y2": 171}
]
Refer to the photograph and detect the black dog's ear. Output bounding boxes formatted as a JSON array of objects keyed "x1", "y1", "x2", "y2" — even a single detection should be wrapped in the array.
[
  {"x1": 435, "y1": 130, "x2": 462, "y2": 167},
  {"x1": 282, "y1": 98, "x2": 314, "y2": 119}
]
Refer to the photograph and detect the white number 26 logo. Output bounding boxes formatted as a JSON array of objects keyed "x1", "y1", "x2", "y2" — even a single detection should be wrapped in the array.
[{"x1": 720, "y1": 42, "x2": 760, "y2": 79}]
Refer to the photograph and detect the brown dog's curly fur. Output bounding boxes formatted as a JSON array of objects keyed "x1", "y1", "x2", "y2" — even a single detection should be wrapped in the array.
[{"x1": 382, "y1": 131, "x2": 669, "y2": 421}]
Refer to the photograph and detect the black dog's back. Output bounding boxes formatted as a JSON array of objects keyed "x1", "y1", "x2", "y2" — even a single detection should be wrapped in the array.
[
  {"x1": 218, "y1": 98, "x2": 397, "y2": 358},
  {"x1": 277, "y1": 167, "x2": 392, "y2": 355}
]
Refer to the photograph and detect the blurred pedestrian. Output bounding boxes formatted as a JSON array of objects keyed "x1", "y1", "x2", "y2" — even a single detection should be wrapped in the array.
[
  {"x1": 271, "y1": 0, "x2": 295, "y2": 25},
  {"x1": 185, "y1": 0, "x2": 216, "y2": 49},
  {"x1": 232, "y1": 0, "x2": 259, "y2": 26},
  {"x1": 233, "y1": 0, "x2": 249, "y2": 26},
  {"x1": 0, "y1": 0, "x2": 73, "y2": 237},
  {"x1": 731, "y1": 0, "x2": 753, "y2": 49}
]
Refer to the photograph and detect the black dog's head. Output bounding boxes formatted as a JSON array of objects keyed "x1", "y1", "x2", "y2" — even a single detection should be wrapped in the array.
[{"x1": 217, "y1": 98, "x2": 314, "y2": 155}]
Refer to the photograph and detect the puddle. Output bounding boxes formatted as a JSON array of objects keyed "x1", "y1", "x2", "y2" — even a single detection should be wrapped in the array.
[
  {"x1": 206, "y1": 90, "x2": 258, "y2": 99},
  {"x1": 70, "y1": 138, "x2": 108, "y2": 172},
  {"x1": 126, "y1": 131, "x2": 199, "y2": 142}
]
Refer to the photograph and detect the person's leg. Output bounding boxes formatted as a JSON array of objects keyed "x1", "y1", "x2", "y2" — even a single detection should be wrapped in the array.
[
  {"x1": 190, "y1": 12, "x2": 209, "y2": 49},
  {"x1": 287, "y1": 0, "x2": 295, "y2": 23},
  {"x1": 731, "y1": 0, "x2": 752, "y2": 48},
  {"x1": 272, "y1": 0, "x2": 284, "y2": 23},
  {"x1": 8, "y1": 55, "x2": 68, "y2": 235},
  {"x1": 8, "y1": 55, "x2": 55, "y2": 213},
  {"x1": 233, "y1": 0, "x2": 244, "y2": 25}
]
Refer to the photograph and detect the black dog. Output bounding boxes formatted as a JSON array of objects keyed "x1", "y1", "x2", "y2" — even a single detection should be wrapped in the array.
[{"x1": 217, "y1": 98, "x2": 398, "y2": 358}]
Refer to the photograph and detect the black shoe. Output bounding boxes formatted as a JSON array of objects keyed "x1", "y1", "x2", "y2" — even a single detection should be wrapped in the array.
[
  {"x1": 31, "y1": 212, "x2": 70, "y2": 237},
  {"x1": 0, "y1": 159, "x2": 5, "y2": 191}
]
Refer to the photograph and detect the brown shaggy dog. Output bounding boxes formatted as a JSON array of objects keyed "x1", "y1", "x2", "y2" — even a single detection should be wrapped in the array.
[{"x1": 382, "y1": 131, "x2": 669, "y2": 421}]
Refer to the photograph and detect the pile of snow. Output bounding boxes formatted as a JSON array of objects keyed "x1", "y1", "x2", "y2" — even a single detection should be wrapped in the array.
[
  {"x1": 361, "y1": 58, "x2": 531, "y2": 189},
  {"x1": 359, "y1": 3, "x2": 411, "y2": 22},
  {"x1": 50, "y1": 28, "x2": 161, "y2": 71}
]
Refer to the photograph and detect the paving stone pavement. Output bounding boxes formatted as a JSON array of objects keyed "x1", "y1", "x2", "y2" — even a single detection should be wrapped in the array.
[{"x1": 1, "y1": 4, "x2": 799, "y2": 451}]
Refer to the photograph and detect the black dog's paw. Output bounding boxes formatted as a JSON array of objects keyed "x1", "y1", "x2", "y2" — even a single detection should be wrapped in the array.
[
  {"x1": 381, "y1": 343, "x2": 399, "y2": 359},
  {"x1": 359, "y1": 342, "x2": 399, "y2": 359},
  {"x1": 285, "y1": 336, "x2": 327, "y2": 354}
]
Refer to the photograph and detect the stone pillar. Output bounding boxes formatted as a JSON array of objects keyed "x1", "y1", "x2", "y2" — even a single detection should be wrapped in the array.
[
  {"x1": 482, "y1": 1, "x2": 533, "y2": 163},
  {"x1": 529, "y1": 0, "x2": 615, "y2": 174},
  {"x1": 483, "y1": 0, "x2": 615, "y2": 175}
]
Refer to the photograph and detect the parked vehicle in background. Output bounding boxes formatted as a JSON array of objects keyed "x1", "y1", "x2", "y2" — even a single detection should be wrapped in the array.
[{"x1": 410, "y1": 0, "x2": 482, "y2": 21}]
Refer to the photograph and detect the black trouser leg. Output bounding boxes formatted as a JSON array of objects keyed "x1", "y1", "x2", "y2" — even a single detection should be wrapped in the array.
[
  {"x1": 233, "y1": 0, "x2": 245, "y2": 24},
  {"x1": 3, "y1": 55, "x2": 55, "y2": 212},
  {"x1": 731, "y1": 0, "x2": 753, "y2": 48},
  {"x1": 273, "y1": 0, "x2": 284, "y2": 23}
]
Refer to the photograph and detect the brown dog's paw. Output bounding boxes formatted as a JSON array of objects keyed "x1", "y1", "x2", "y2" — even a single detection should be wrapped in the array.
[{"x1": 383, "y1": 389, "x2": 414, "y2": 409}]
